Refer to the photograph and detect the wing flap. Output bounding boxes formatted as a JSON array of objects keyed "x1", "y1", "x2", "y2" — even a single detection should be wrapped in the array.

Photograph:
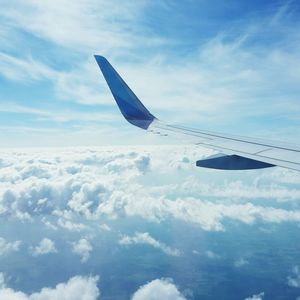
[{"x1": 196, "y1": 154, "x2": 274, "y2": 170}]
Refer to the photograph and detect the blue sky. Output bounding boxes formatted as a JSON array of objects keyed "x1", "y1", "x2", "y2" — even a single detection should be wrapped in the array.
[
  {"x1": 0, "y1": 0, "x2": 300, "y2": 146},
  {"x1": 2, "y1": 3, "x2": 300, "y2": 299}
]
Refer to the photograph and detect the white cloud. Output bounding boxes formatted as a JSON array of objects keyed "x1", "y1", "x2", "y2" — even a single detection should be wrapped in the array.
[
  {"x1": 41, "y1": 217, "x2": 58, "y2": 231},
  {"x1": 30, "y1": 238, "x2": 57, "y2": 256},
  {"x1": 0, "y1": 53, "x2": 56, "y2": 82},
  {"x1": 1, "y1": 0, "x2": 156, "y2": 53},
  {"x1": 0, "y1": 237, "x2": 21, "y2": 256},
  {"x1": 245, "y1": 292, "x2": 264, "y2": 300},
  {"x1": 119, "y1": 232, "x2": 180, "y2": 257},
  {"x1": 131, "y1": 278, "x2": 186, "y2": 300},
  {"x1": 72, "y1": 238, "x2": 93, "y2": 262},
  {"x1": 234, "y1": 258, "x2": 249, "y2": 268},
  {"x1": 57, "y1": 218, "x2": 87, "y2": 232},
  {"x1": 106, "y1": 194, "x2": 300, "y2": 232},
  {"x1": 179, "y1": 176, "x2": 300, "y2": 202},
  {"x1": 0, "y1": 273, "x2": 99, "y2": 300},
  {"x1": 288, "y1": 266, "x2": 300, "y2": 288},
  {"x1": 99, "y1": 224, "x2": 111, "y2": 231},
  {"x1": 0, "y1": 0, "x2": 168, "y2": 110},
  {"x1": 0, "y1": 146, "x2": 300, "y2": 233},
  {"x1": 0, "y1": 145, "x2": 298, "y2": 299},
  {"x1": 0, "y1": 102, "x2": 116, "y2": 123},
  {"x1": 205, "y1": 250, "x2": 220, "y2": 259}
]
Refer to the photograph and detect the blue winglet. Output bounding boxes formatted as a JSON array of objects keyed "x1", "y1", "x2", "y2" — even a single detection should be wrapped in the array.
[{"x1": 94, "y1": 55, "x2": 156, "y2": 129}]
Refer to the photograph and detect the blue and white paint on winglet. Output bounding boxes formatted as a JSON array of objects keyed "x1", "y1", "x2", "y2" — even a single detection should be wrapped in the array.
[{"x1": 94, "y1": 55, "x2": 156, "y2": 130}]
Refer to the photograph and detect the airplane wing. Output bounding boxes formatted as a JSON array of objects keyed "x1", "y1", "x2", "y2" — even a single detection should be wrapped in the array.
[{"x1": 94, "y1": 55, "x2": 300, "y2": 171}]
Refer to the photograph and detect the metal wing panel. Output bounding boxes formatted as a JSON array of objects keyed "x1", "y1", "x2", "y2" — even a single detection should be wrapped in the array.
[{"x1": 149, "y1": 120, "x2": 300, "y2": 171}]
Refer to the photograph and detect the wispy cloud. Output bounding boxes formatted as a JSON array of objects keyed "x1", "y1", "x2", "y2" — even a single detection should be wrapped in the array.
[
  {"x1": 0, "y1": 0, "x2": 160, "y2": 53},
  {"x1": 119, "y1": 232, "x2": 180, "y2": 256},
  {"x1": 234, "y1": 258, "x2": 249, "y2": 268},
  {"x1": 0, "y1": 102, "x2": 116, "y2": 123},
  {"x1": 287, "y1": 266, "x2": 300, "y2": 288},
  {"x1": 0, "y1": 1, "x2": 299, "y2": 146},
  {"x1": 0, "y1": 52, "x2": 56, "y2": 82}
]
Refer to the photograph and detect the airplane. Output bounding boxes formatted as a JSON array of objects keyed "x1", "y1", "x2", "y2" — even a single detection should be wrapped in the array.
[{"x1": 94, "y1": 55, "x2": 300, "y2": 172}]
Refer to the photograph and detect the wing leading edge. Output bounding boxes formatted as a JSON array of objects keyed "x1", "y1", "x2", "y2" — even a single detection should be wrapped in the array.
[{"x1": 94, "y1": 55, "x2": 300, "y2": 172}]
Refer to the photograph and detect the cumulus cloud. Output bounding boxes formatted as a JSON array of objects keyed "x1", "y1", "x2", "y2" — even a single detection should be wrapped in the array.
[
  {"x1": 72, "y1": 238, "x2": 93, "y2": 262},
  {"x1": 0, "y1": 273, "x2": 99, "y2": 300},
  {"x1": 0, "y1": 146, "x2": 300, "y2": 234},
  {"x1": 119, "y1": 232, "x2": 180, "y2": 257},
  {"x1": 0, "y1": 148, "x2": 151, "y2": 221},
  {"x1": 287, "y1": 266, "x2": 300, "y2": 288},
  {"x1": 0, "y1": 237, "x2": 21, "y2": 256},
  {"x1": 57, "y1": 218, "x2": 87, "y2": 232},
  {"x1": 179, "y1": 176, "x2": 300, "y2": 202},
  {"x1": 30, "y1": 238, "x2": 57, "y2": 256},
  {"x1": 0, "y1": 143, "x2": 298, "y2": 300},
  {"x1": 245, "y1": 292, "x2": 264, "y2": 300},
  {"x1": 106, "y1": 195, "x2": 300, "y2": 232},
  {"x1": 131, "y1": 278, "x2": 186, "y2": 300}
]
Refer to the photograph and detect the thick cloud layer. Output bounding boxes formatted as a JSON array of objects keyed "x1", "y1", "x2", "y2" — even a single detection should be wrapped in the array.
[
  {"x1": 0, "y1": 146, "x2": 299, "y2": 299},
  {"x1": 0, "y1": 146, "x2": 299, "y2": 232}
]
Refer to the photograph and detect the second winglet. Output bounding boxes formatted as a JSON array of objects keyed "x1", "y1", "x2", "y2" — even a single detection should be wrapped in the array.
[{"x1": 94, "y1": 55, "x2": 156, "y2": 130}]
